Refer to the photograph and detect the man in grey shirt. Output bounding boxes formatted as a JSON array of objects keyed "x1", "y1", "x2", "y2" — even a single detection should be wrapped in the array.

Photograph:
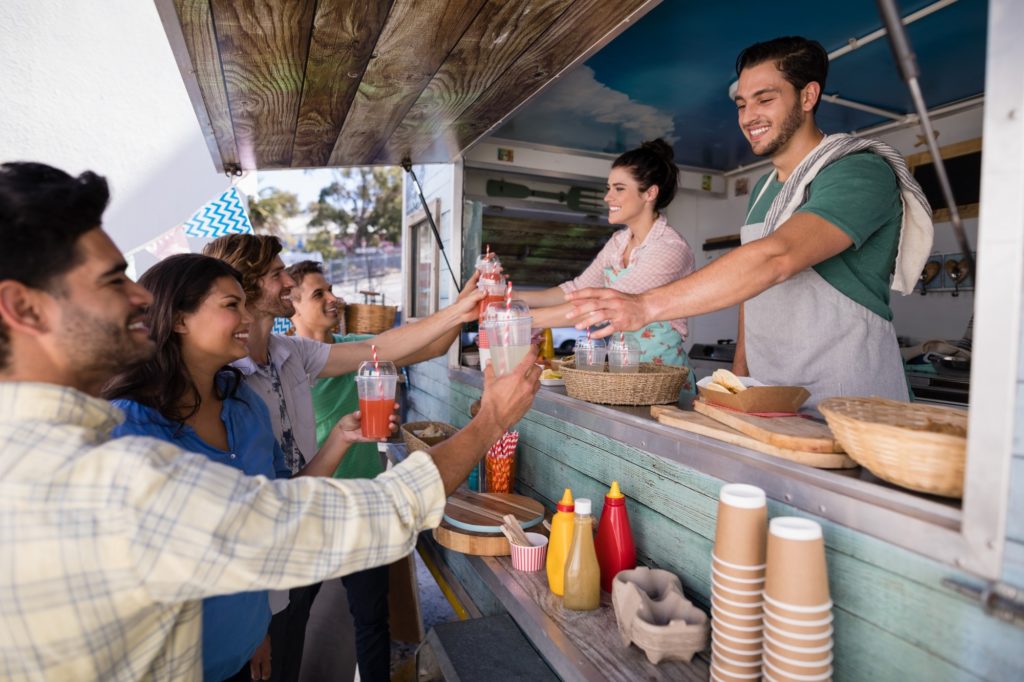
[{"x1": 204, "y1": 234, "x2": 482, "y2": 681}]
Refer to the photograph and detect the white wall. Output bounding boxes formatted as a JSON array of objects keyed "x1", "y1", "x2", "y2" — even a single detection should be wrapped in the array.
[{"x1": 0, "y1": 0, "x2": 228, "y2": 251}]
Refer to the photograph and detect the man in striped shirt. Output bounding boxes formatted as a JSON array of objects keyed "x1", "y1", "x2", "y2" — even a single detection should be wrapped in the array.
[{"x1": 0, "y1": 162, "x2": 541, "y2": 680}]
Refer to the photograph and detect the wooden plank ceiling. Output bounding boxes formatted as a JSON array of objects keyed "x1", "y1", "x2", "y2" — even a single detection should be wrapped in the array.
[{"x1": 159, "y1": 0, "x2": 661, "y2": 172}]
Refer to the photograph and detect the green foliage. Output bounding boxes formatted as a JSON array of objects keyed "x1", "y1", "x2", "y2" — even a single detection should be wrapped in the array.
[
  {"x1": 248, "y1": 187, "x2": 299, "y2": 237},
  {"x1": 308, "y1": 167, "x2": 402, "y2": 249}
]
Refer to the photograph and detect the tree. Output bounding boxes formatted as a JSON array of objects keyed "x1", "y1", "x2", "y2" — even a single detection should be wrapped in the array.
[
  {"x1": 308, "y1": 167, "x2": 402, "y2": 249},
  {"x1": 248, "y1": 187, "x2": 299, "y2": 237}
]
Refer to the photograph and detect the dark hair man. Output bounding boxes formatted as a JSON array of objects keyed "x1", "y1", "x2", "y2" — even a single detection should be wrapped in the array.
[
  {"x1": 567, "y1": 36, "x2": 933, "y2": 409},
  {"x1": 0, "y1": 161, "x2": 540, "y2": 680}
]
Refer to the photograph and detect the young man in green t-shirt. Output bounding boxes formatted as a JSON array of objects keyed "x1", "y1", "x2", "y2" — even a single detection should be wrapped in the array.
[
  {"x1": 287, "y1": 261, "x2": 467, "y2": 681},
  {"x1": 566, "y1": 37, "x2": 931, "y2": 407}
]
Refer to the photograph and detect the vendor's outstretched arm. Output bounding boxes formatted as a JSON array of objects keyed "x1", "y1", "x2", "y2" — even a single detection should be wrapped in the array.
[
  {"x1": 516, "y1": 287, "x2": 569, "y2": 308},
  {"x1": 428, "y1": 347, "x2": 540, "y2": 495},
  {"x1": 567, "y1": 212, "x2": 852, "y2": 338},
  {"x1": 392, "y1": 271, "x2": 482, "y2": 368},
  {"x1": 320, "y1": 286, "x2": 484, "y2": 376}
]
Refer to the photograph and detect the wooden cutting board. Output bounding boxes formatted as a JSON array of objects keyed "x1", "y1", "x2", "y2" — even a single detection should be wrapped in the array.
[
  {"x1": 434, "y1": 491, "x2": 546, "y2": 556},
  {"x1": 651, "y1": 405, "x2": 857, "y2": 469},
  {"x1": 693, "y1": 400, "x2": 844, "y2": 453}
]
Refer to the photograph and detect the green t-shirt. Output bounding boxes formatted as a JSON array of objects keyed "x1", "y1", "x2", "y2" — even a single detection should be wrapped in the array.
[
  {"x1": 747, "y1": 152, "x2": 903, "y2": 320},
  {"x1": 311, "y1": 333, "x2": 384, "y2": 480}
]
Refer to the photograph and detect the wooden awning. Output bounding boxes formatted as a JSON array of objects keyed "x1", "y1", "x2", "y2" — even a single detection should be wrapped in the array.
[{"x1": 156, "y1": 0, "x2": 660, "y2": 173}]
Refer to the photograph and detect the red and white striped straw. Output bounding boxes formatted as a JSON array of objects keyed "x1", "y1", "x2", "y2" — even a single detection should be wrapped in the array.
[
  {"x1": 503, "y1": 281, "x2": 513, "y2": 364},
  {"x1": 371, "y1": 344, "x2": 379, "y2": 372}
]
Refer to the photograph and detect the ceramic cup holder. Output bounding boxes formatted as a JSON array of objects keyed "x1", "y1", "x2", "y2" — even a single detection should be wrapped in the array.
[{"x1": 611, "y1": 566, "x2": 709, "y2": 664}]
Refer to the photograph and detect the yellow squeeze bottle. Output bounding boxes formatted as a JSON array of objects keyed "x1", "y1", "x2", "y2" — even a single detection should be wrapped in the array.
[{"x1": 546, "y1": 488, "x2": 575, "y2": 595}]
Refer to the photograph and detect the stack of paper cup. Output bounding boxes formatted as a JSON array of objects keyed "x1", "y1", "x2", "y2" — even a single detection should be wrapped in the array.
[
  {"x1": 762, "y1": 517, "x2": 833, "y2": 682},
  {"x1": 710, "y1": 484, "x2": 767, "y2": 682}
]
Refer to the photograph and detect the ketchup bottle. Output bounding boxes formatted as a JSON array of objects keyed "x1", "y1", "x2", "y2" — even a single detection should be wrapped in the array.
[{"x1": 594, "y1": 481, "x2": 637, "y2": 593}]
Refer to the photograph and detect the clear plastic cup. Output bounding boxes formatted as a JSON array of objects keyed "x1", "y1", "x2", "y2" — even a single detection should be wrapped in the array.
[
  {"x1": 482, "y1": 300, "x2": 533, "y2": 376},
  {"x1": 355, "y1": 361, "x2": 398, "y2": 439},
  {"x1": 608, "y1": 335, "x2": 641, "y2": 373},
  {"x1": 575, "y1": 336, "x2": 607, "y2": 372}
]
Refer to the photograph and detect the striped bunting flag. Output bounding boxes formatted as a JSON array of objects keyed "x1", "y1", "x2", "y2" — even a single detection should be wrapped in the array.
[{"x1": 183, "y1": 187, "x2": 253, "y2": 239}]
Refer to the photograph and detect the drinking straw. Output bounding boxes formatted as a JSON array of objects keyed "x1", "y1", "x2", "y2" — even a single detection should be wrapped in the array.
[
  {"x1": 503, "y1": 281, "x2": 513, "y2": 367},
  {"x1": 620, "y1": 331, "x2": 629, "y2": 367},
  {"x1": 371, "y1": 344, "x2": 382, "y2": 397}
]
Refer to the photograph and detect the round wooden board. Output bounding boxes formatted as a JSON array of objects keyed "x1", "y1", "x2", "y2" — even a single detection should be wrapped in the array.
[
  {"x1": 433, "y1": 520, "x2": 511, "y2": 556},
  {"x1": 442, "y1": 490, "x2": 545, "y2": 533}
]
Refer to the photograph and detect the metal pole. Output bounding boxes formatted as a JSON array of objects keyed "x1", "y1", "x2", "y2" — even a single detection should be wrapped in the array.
[
  {"x1": 876, "y1": 0, "x2": 975, "y2": 274},
  {"x1": 401, "y1": 159, "x2": 462, "y2": 294}
]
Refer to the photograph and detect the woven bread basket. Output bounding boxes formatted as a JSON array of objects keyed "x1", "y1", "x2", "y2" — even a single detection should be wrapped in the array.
[
  {"x1": 818, "y1": 397, "x2": 967, "y2": 498},
  {"x1": 560, "y1": 356, "x2": 688, "y2": 406},
  {"x1": 345, "y1": 303, "x2": 397, "y2": 334},
  {"x1": 401, "y1": 421, "x2": 458, "y2": 453}
]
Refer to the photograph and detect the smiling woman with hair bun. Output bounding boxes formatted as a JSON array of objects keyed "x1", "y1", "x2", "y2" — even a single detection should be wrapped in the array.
[{"x1": 517, "y1": 138, "x2": 696, "y2": 389}]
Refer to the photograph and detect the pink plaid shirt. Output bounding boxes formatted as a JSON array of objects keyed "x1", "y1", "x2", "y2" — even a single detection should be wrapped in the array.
[{"x1": 560, "y1": 215, "x2": 695, "y2": 339}]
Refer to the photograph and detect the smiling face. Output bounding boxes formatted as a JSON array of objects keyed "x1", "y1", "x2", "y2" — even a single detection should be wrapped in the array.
[
  {"x1": 49, "y1": 229, "x2": 155, "y2": 389},
  {"x1": 735, "y1": 60, "x2": 814, "y2": 158},
  {"x1": 251, "y1": 256, "x2": 296, "y2": 318},
  {"x1": 604, "y1": 166, "x2": 657, "y2": 227},
  {"x1": 290, "y1": 272, "x2": 342, "y2": 333},
  {"x1": 176, "y1": 276, "x2": 253, "y2": 366}
]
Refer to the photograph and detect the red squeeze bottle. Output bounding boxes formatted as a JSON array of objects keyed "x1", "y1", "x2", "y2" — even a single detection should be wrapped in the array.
[{"x1": 594, "y1": 480, "x2": 637, "y2": 593}]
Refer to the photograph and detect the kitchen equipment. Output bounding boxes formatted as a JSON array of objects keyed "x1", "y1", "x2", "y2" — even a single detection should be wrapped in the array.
[
  {"x1": 694, "y1": 401, "x2": 843, "y2": 454},
  {"x1": 926, "y1": 352, "x2": 971, "y2": 378},
  {"x1": 651, "y1": 406, "x2": 857, "y2": 469},
  {"x1": 918, "y1": 260, "x2": 941, "y2": 295},
  {"x1": 944, "y1": 257, "x2": 972, "y2": 297},
  {"x1": 433, "y1": 490, "x2": 546, "y2": 556},
  {"x1": 561, "y1": 357, "x2": 689, "y2": 406},
  {"x1": 485, "y1": 179, "x2": 606, "y2": 213},
  {"x1": 819, "y1": 397, "x2": 967, "y2": 497}
]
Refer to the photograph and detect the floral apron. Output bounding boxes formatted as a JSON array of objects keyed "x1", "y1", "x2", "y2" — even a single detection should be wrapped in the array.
[{"x1": 603, "y1": 266, "x2": 695, "y2": 396}]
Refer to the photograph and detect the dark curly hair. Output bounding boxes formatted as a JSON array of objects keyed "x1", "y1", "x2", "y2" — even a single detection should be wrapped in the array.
[
  {"x1": 102, "y1": 254, "x2": 245, "y2": 425},
  {"x1": 735, "y1": 36, "x2": 829, "y2": 113},
  {"x1": 284, "y1": 260, "x2": 325, "y2": 301},
  {"x1": 611, "y1": 139, "x2": 678, "y2": 212},
  {"x1": 0, "y1": 162, "x2": 110, "y2": 369}
]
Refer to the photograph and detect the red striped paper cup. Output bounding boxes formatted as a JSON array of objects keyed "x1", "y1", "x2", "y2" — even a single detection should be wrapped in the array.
[{"x1": 510, "y1": 532, "x2": 548, "y2": 571}]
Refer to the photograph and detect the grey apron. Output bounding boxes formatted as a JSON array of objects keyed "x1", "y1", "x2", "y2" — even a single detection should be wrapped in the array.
[{"x1": 741, "y1": 174, "x2": 908, "y2": 410}]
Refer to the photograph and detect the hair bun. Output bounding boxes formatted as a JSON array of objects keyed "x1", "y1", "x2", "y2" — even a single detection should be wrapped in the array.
[{"x1": 641, "y1": 138, "x2": 675, "y2": 163}]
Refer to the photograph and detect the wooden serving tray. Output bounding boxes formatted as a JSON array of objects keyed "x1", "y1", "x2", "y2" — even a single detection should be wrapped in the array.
[
  {"x1": 651, "y1": 405, "x2": 856, "y2": 469},
  {"x1": 693, "y1": 400, "x2": 843, "y2": 453}
]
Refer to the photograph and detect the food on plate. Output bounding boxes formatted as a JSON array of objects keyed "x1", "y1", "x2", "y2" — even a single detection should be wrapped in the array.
[
  {"x1": 541, "y1": 369, "x2": 562, "y2": 380},
  {"x1": 710, "y1": 369, "x2": 747, "y2": 394},
  {"x1": 414, "y1": 424, "x2": 446, "y2": 439},
  {"x1": 702, "y1": 381, "x2": 730, "y2": 393}
]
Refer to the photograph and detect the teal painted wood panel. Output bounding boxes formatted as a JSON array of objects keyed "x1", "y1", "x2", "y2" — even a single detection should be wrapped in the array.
[{"x1": 424, "y1": 377, "x2": 1024, "y2": 680}]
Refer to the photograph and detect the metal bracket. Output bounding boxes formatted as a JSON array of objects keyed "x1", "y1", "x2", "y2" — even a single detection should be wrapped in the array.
[{"x1": 942, "y1": 576, "x2": 1024, "y2": 627}]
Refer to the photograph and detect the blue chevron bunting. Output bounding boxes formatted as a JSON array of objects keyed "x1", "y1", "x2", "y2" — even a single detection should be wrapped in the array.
[{"x1": 183, "y1": 187, "x2": 253, "y2": 239}]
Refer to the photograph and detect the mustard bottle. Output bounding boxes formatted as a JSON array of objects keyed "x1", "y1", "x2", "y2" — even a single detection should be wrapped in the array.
[
  {"x1": 563, "y1": 498, "x2": 600, "y2": 611},
  {"x1": 546, "y1": 488, "x2": 575, "y2": 595}
]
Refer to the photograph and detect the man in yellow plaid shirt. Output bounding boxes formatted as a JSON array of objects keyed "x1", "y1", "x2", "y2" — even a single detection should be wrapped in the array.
[{"x1": 0, "y1": 162, "x2": 541, "y2": 680}]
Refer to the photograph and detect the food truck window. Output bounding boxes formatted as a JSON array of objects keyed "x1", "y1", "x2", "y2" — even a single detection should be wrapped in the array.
[{"x1": 408, "y1": 200, "x2": 441, "y2": 318}]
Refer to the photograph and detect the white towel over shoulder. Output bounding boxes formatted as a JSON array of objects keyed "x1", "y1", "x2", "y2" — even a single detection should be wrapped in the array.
[{"x1": 758, "y1": 133, "x2": 934, "y2": 295}]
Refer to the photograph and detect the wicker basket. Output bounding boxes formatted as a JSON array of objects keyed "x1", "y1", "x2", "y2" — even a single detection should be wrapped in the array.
[
  {"x1": 401, "y1": 421, "x2": 458, "y2": 453},
  {"x1": 560, "y1": 356, "x2": 689, "y2": 406},
  {"x1": 818, "y1": 397, "x2": 967, "y2": 498},
  {"x1": 345, "y1": 303, "x2": 397, "y2": 334}
]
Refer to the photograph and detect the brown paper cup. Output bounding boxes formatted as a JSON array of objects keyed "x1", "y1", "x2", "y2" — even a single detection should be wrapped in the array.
[
  {"x1": 763, "y1": 612, "x2": 832, "y2": 638},
  {"x1": 764, "y1": 517, "x2": 830, "y2": 606},
  {"x1": 712, "y1": 628, "x2": 764, "y2": 652},
  {"x1": 763, "y1": 649, "x2": 833, "y2": 678},
  {"x1": 712, "y1": 592, "x2": 764, "y2": 617},
  {"x1": 711, "y1": 615, "x2": 764, "y2": 642},
  {"x1": 712, "y1": 603, "x2": 764, "y2": 627},
  {"x1": 764, "y1": 631, "x2": 833, "y2": 661},
  {"x1": 712, "y1": 650, "x2": 763, "y2": 676},
  {"x1": 713, "y1": 553, "x2": 767, "y2": 580},
  {"x1": 714, "y1": 484, "x2": 768, "y2": 566},
  {"x1": 763, "y1": 619, "x2": 834, "y2": 650},
  {"x1": 763, "y1": 594, "x2": 832, "y2": 620},
  {"x1": 712, "y1": 563, "x2": 766, "y2": 591},
  {"x1": 713, "y1": 640, "x2": 763, "y2": 664},
  {"x1": 710, "y1": 663, "x2": 763, "y2": 682}
]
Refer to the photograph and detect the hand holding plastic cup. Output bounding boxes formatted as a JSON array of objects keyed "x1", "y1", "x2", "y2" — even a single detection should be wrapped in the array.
[
  {"x1": 482, "y1": 300, "x2": 533, "y2": 376},
  {"x1": 608, "y1": 334, "x2": 641, "y2": 373},
  {"x1": 355, "y1": 360, "x2": 398, "y2": 439}
]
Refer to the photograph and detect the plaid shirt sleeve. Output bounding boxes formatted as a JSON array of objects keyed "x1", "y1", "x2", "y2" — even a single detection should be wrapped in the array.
[{"x1": 118, "y1": 438, "x2": 445, "y2": 602}]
